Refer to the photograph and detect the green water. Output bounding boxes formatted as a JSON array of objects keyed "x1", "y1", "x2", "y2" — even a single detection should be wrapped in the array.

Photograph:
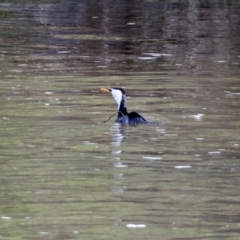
[
  {"x1": 0, "y1": 74, "x2": 239, "y2": 240},
  {"x1": 0, "y1": 1, "x2": 240, "y2": 239}
]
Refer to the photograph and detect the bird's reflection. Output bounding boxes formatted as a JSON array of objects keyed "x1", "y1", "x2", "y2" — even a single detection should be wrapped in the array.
[
  {"x1": 110, "y1": 123, "x2": 126, "y2": 147},
  {"x1": 109, "y1": 123, "x2": 128, "y2": 194}
]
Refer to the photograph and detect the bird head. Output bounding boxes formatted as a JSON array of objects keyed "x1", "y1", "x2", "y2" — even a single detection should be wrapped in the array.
[{"x1": 101, "y1": 87, "x2": 126, "y2": 111}]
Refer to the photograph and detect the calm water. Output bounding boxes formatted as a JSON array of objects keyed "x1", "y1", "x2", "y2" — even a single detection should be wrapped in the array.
[{"x1": 0, "y1": 1, "x2": 240, "y2": 239}]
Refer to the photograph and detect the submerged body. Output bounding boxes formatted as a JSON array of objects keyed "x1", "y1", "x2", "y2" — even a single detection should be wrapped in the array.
[
  {"x1": 118, "y1": 111, "x2": 148, "y2": 124},
  {"x1": 101, "y1": 87, "x2": 160, "y2": 125}
]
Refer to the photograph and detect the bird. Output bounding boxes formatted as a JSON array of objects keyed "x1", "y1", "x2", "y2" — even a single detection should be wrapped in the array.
[{"x1": 101, "y1": 87, "x2": 150, "y2": 124}]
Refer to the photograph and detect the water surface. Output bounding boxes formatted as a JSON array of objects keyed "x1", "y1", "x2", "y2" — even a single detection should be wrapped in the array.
[{"x1": 0, "y1": 1, "x2": 240, "y2": 239}]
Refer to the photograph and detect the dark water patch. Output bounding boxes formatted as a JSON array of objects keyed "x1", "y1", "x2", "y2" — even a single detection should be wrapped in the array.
[{"x1": 0, "y1": 1, "x2": 240, "y2": 77}]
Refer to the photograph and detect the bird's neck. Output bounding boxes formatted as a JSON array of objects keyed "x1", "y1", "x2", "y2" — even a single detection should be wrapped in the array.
[{"x1": 118, "y1": 100, "x2": 128, "y2": 117}]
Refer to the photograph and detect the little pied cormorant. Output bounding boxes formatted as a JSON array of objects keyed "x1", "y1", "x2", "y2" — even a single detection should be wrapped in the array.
[{"x1": 101, "y1": 87, "x2": 149, "y2": 124}]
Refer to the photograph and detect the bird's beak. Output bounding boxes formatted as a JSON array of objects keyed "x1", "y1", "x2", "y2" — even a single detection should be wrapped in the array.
[{"x1": 101, "y1": 87, "x2": 111, "y2": 93}]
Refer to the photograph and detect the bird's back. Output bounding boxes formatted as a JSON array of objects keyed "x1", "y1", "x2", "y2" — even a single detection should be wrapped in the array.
[{"x1": 117, "y1": 112, "x2": 148, "y2": 124}]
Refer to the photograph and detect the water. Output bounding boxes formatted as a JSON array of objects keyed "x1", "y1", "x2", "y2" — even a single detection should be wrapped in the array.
[{"x1": 0, "y1": 1, "x2": 240, "y2": 239}]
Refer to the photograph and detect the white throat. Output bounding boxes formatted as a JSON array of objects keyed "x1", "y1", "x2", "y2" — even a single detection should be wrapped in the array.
[{"x1": 111, "y1": 89, "x2": 123, "y2": 110}]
